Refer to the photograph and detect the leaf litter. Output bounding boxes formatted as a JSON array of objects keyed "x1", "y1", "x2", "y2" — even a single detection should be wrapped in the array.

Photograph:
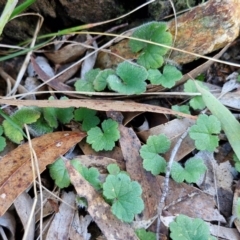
[{"x1": 1, "y1": 0, "x2": 240, "y2": 239}]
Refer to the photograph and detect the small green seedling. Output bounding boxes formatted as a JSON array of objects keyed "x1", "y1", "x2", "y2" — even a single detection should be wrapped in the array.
[
  {"x1": 171, "y1": 157, "x2": 207, "y2": 183},
  {"x1": 93, "y1": 69, "x2": 115, "y2": 91},
  {"x1": 49, "y1": 158, "x2": 101, "y2": 190},
  {"x1": 135, "y1": 228, "x2": 156, "y2": 240},
  {"x1": 43, "y1": 96, "x2": 74, "y2": 128},
  {"x1": 74, "y1": 108, "x2": 100, "y2": 131},
  {"x1": 147, "y1": 65, "x2": 182, "y2": 88},
  {"x1": 171, "y1": 105, "x2": 190, "y2": 116},
  {"x1": 86, "y1": 119, "x2": 120, "y2": 151},
  {"x1": 169, "y1": 214, "x2": 216, "y2": 240},
  {"x1": 129, "y1": 21, "x2": 172, "y2": 69},
  {"x1": 189, "y1": 114, "x2": 221, "y2": 152},
  {"x1": 2, "y1": 107, "x2": 40, "y2": 143},
  {"x1": 103, "y1": 164, "x2": 144, "y2": 222},
  {"x1": 184, "y1": 80, "x2": 208, "y2": 110},
  {"x1": 75, "y1": 68, "x2": 101, "y2": 92},
  {"x1": 107, "y1": 61, "x2": 148, "y2": 95},
  {"x1": 140, "y1": 134, "x2": 171, "y2": 175},
  {"x1": 0, "y1": 126, "x2": 6, "y2": 152}
]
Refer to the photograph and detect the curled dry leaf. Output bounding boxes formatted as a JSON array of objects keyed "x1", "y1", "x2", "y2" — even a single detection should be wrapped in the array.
[
  {"x1": 0, "y1": 131, "x2": 85, "y2": 216},
  {"x1": 44, "y1": 38, "x2": 93, "y2": 64},
  {"x1": 30, "y1": 56, "x2": 73, "y2": 91}
]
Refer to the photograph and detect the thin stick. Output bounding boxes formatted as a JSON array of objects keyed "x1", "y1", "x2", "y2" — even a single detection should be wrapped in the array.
[{"x1": 156, "y1": 128, "x2": 189, "y2": 239}]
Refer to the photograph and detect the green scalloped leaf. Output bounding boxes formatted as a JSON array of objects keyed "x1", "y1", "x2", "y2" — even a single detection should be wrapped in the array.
[
  {"x1": 103, "y1": 172, "x2": 144, "y2": 222},
  {"x1": 129, "y1": 22, "x2": 172, "y2": 69},
  {"x1": 148, "y1": 65, "x2": 182, "y2": 88},
  {"x1": 140, "y1": 134, "x2": 171, "y2": 175},
  {"x1": 170, "y1": 215, "x2": 216, "y2": 240},
  {"x1": 171, "y1": 157, "x2": 207, "y2": 183},
  {"x1": 93, "y1": 69, "x2": 115, "y2": 91},
  {"x1": 107, "y1": 61, "x2": 148, "y2": 94}
]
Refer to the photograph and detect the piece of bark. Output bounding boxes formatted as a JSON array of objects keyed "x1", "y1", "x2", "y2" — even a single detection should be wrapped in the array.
[{"x1": 168, "y1": 0, "x2": 240, "y2": 64}]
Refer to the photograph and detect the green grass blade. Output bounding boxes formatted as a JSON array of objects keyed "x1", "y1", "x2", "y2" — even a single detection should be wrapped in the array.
[
  {"x1": 10, "y1": 0, "x2": 36, "y2": 19},
  {"x1": 195, "y1": 82, "x2": 240, "y2": 160},
  {"x1": 0, "y1": 0, "x2": 18, "y2": 36}
]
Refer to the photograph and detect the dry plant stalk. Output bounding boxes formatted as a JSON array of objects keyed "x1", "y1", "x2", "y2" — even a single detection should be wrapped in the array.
[{"x1": 168, "y1": 0, "x2": 240, "y2": 64}]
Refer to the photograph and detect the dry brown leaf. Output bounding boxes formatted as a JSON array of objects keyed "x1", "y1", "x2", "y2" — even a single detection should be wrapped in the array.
[
  {"x1": 0, "y1": 212, "x2": 16, "y2": 240},
  {"x1": 119, "y1": 125, "x2": 159, "y2": 220},
  {"x1": 35, "y1": 189, "x2": 59, "y2": 222},
  {"x1": 69, "y1": 214, "x2": 92, "y2": 240},
  {"x1": 158, "y1": 175, "x2": 225, "y2": 222},
  {"x1": 30, "y1": 56, "x2": 74, "y2": 91},
  {"x1": 208, "y1": 223, "x2": 240, "y2": 240},
  {"x1": 65, "y1": 159, "x2": 139, "y2": 240},
  {"x1": 0, "y1": 131, "x2": 85, "y2": 216},
  {"x1": 0, "y1": 99, "x2": 197, "y2": 120},
  {"x1": 206, "y1": 156, "x2": 235, "y2": 218},
  {"x1": 46, "y1": 191, "x2": 76, "y2": 239},
  {"x1": 44, "y1": 43, "x2": 89, "y2": 64},
  {"x1": 14, "y1": 192, "x2": 35, "y2": 240}
]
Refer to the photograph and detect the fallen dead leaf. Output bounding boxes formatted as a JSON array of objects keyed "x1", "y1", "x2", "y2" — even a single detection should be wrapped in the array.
[
  {"x1": 0, "y1": 99, "x2": 197, "y2": 120},
  {"x1": 35, "y1": 189, "x2": 59, "y2": 222},
  {"x1": 0, "y1": 131, "x2": 85, "y2": 216},
  {"x1": 69, "y1": 214, "x2": 92, "y2": 240},
  {"x1": 14, "y1": 192, "x2": 35, "y2": 240},
  {"x1": 0, "y1": 211, "x2": 16, "y2": 240},
  {"x1": 208, "y1": 223, "x2": 240, "y2": 240},
  {"x1": 158, "y1": 175, "x2": 225, "y2": 222},
  {"x1": 215, "y1": 161, "x2": 235, "y2": 217},
  {"x1": 46, "y1": 191, "x2": 76, "y2": 239},
  {"x1": 65, "y1": 159, "x2": 139, "y2": 240},
  {"x1": 30, "y1": 56, "x2": 74, "y2": 91}
]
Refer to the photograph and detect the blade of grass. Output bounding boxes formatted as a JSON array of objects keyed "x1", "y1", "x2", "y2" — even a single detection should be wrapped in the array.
[
  {"x1": 195, "y1": 81, "x2": 240, "y2": 160},
  {"x1": 10, "y1": 0, "x2": 36, "y2": 19},
  {"x1": 0, "y1": 0, "x2": 18, "y2": 36}
]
